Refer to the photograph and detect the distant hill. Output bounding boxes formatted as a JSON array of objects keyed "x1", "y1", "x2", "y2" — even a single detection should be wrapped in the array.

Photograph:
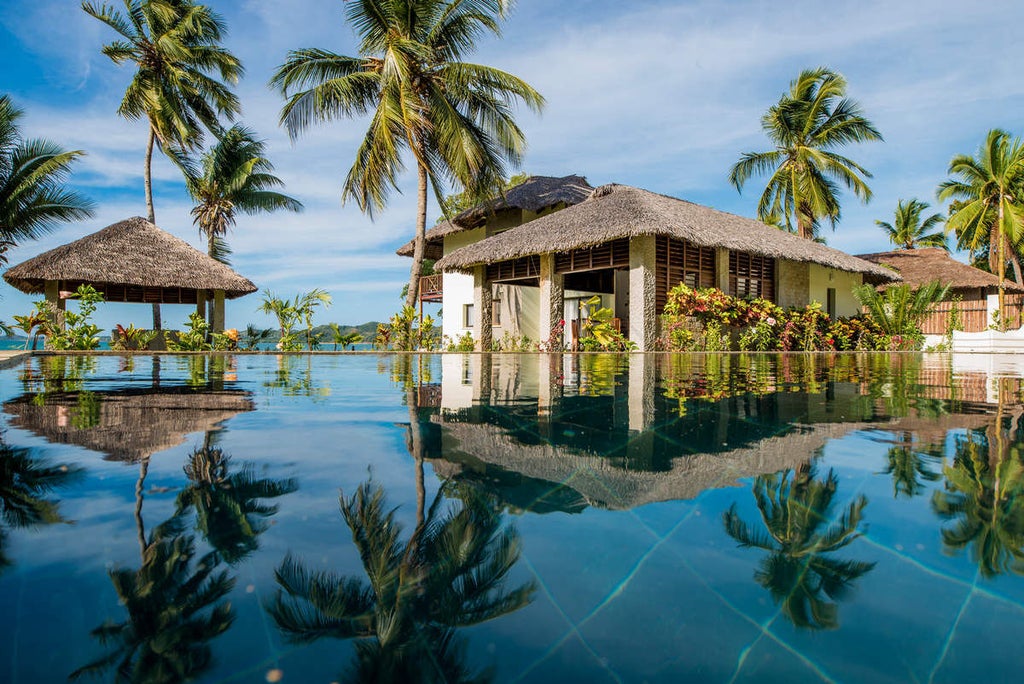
[{"x1": 255, "y1": 322, "x2": 383, "y2": 344}]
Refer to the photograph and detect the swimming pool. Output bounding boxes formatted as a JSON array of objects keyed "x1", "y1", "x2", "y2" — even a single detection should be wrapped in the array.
[{"x1": 0, "y1": 352, "x2": 1021, "y2": 682}]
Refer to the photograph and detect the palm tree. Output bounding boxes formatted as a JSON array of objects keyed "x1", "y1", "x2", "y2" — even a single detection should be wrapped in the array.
[
  {"x1": 242, "y1": 323, "x2": 274, "y2": 351},
  {"x1": 176, "y1": 438, "x2": 298, "y2": 565},
  {"x1": 186, "y1": 123, "x2": 303, "y2": 265},
  {"x1": 932, "y1": 408, "x2": 1024, "y2": 578},
  {"x1": 0, "y1": 94, "x2": 93, "y2": 265},
  {"x1": 876, "y1": 198, "x2": 947, "y2": 250},
  {"x1": 939, "y1": 129, "x2": 1024, "y2": 327},
  {"x1": 268, "y1": 480, "x2": 534, "y2": 682},
  {"x1": 723, "y1": 464, "x2": 876, "y2": 630},
  {"x1": 729, "y1": 67, "x2": 882, "y2": 240},
  {"x1": 328, "y1": 323, "x2": 363, "y2": 351},
  {"x1": 852, "y1": 280, "x2": 950, "y2": 342},
  {"x1": 70, "y1": 515, "x2": 235, "y2": 683},
  {"x1": 258, "y1": 291, "x2": 299, "y2": 349},
  {"x1": 295, "y1": 288, "x2": 332, "y2": 351},
  {"x1": 0, "y1": 439, "x2": 82, "y2": 571},
  {"x1": 270, "y1": 0, "x2": 545, "y2": 308},
  {"x1": 83, "y1": 0, "x2": 243, "y2": 329}
]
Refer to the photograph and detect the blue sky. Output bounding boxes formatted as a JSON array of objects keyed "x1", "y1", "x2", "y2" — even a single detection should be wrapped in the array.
[{"x1": 2, "y1": 0, "x2": 1023, "y2": 332}]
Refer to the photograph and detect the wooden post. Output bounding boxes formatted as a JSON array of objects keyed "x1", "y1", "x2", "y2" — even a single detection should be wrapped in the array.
[
  {"x1": 196, "y1": 289, "x2": 207, "y2": 321},
  {"x1": 212, "y1": 290, "x2": 226, "y2": 332},
  {"x1": 44, "y1": 280, "x2": 66, "y2": 331}
]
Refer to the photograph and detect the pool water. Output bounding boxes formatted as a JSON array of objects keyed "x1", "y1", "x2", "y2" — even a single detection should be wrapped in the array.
[{"x1": 1, "y1": 352, "x2": 1023, "y2": 683}]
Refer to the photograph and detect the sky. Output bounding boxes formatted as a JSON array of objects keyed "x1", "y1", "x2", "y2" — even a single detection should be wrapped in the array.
[{"x1": 2, "y1": 0, "x2": 1023, "y2": 333}]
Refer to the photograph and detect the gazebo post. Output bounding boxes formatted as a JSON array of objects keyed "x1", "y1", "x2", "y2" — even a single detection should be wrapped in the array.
[
  {"x1": 628, "y1": 236, "x2": 657, "y2": 351},
  {"x1": 212, "y1": 290, "x2": 226, "y2": 333},
  {"x1": 539, "y1": 254, "x2": 564, "y2": 347},
  {"x1": 44, "y1": 280, "x2": 66, "y2": 330},
  {"x1": 196, "y1": 289, "x2": 207, "y2": 322}
]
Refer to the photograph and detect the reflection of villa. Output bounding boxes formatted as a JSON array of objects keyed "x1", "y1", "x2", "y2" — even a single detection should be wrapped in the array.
[
  {"x1": 411, "y1": 354, "x2": 1013, "y2": 513},
  {"x1": 401, "y1": 176, "x2": 898, "y2": 350},
  {"x1": 4, "y1": 386, "x2": 255, "y2": 462}
]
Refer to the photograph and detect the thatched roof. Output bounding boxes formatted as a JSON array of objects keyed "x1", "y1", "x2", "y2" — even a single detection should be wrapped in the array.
[
  {"x1": 4, "y1": 386, "x2": 255, "y2": 462},
  {"x1": 396, "y1": 175, "x2": 594, "y2": 259},
  {"x1": 856, "y1": 248, "x2": 1024, "y2": 292},
  {"x1": 436, "y1": 184, "x2": 900, "y2": 283},
  {"x1": 4, "y1": 217, "x2": 257, "y2": 299}
]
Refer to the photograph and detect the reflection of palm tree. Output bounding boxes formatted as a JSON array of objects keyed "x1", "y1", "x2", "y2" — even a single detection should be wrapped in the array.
[
  {"x1": 0, "y1": 439, "x2": 81, "y2": 570},
  {"x1": 880, "y1": 434, "x2": 943, "y2": 499},
  {"x1": 176, "y1": 438, "x2": 298, "y2": 564},
  {"x1": 724, "y1": 465, "x2": 875, "y2": 630},
  {"x1": 70, "y1": 516, "x2": 234, "y2": 683},
  {"x1": 932, "y1": 419, "x2": 1024, "y2": 578},
  {"x1": 268, "y1": 480, "x2": 534, "y2": 682}
]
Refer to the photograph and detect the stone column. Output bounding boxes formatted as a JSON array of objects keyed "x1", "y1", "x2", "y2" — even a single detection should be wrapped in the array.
[
  {"x1": 629, "y1": 235, "x2": 657, "y2": 351},
  {"x1": 538, "y1": 253, "x2": 564, "y2": 344},
  {"x1": 212, "y1": 289, "x2": 226, "y2": 332},
  {"x1": 628, "y1": 353, "x2": 656, "y2": 431},
  {"x1": 473, "y1": 266, "x2": 493, "y2": 351},
  {"x1": 44, "y1": 280, "x2": 66, "y2": 330},
  {"x1": 715, "y1": 247, "x2": 730, "y2": 294}
]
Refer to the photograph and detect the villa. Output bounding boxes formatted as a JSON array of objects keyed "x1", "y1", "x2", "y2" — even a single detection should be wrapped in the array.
[{"x1": 402, "y1": 175, "x2": 898, "y2": 350}]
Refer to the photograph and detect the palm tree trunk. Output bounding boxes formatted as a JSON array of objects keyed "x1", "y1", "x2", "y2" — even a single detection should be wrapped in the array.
[
  {"x1": 135, "y1": 458, "x2": 150, "y2": 557},
  {"x1": 1011, "y1": 249, "x2": 1023, "y2": 284},
  {"x1": 145, "y1": 126, "x2": 162, "y2": 331},
  {"x1": 404, "y1": 164, "x2": 428, "y2": 311},
  {"x1": 998, "y1": 203, "x2": 1006, "y2": 331}
]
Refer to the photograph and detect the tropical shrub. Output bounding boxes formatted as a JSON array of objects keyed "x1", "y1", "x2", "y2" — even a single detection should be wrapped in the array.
[
  {"x1": 46, "y1": 285, "x2": 104, "y2": 350},
  {"x1": 491, "y1": 331, "x2": 533, "y2": 352},
  {"x1": 375, "y1": 306, "x2": 439, "y2": 351},
  {"x1": 166, "y1": 313, "x2": 213, "y2": 351},
  {"x1": 445, "y1": 332, "x2": 476, "y2": 352},
  {"x1": 242, "y1": 324, "x2": 273, "y2": 351},
  {"x1": 110, "y1": 323, "x2": 159, "y2": 351},
  {"x1": 580, "y1": 296, "x2": 636, "y2": 351},
  {"x1": 852, "y1": 281, "x2": 950, "y2": 350},
  {"x1": 660, "y1": 283, "x2": 901, "y2": 352},
  {"x1": 212, "y1": 328, "x2": 239, "y2": 351}
]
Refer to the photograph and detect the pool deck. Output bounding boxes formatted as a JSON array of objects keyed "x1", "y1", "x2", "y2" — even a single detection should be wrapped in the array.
[{"x1": 0, "y1": 350, "x2": 31, "y2": 369}]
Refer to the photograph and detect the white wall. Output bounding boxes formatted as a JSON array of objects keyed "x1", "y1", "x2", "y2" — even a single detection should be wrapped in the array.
[
  {"x1": 808, "y1": 264, "x2": 863, "y2": 318},
  {"x1": 441, "y1": 228, "x2": 486, "y2": 342}
]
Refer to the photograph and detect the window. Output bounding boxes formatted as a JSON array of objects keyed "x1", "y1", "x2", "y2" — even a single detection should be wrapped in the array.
[
  {"x1": 463, "y1": 303, "x2": 475, "y2": 328},
  {"x1": 492, "y1": 300, "x2": 502, "y2": 327},
  {"x1": 729, "y1": 252, "x2": 776, "y2": 301}
]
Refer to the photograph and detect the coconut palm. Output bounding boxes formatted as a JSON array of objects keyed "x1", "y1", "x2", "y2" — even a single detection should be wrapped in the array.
[
  {"x1": 176, "y1": 439, "x2": 298, "y2": 565},
  {"x1": 270, "y1": 0, "x2": 545, "y2": 308},
  {"x1": 328, "y1": 323, "x2": 363, "y2": 351},
  {"x1": 242, "y1": 323, "x2": 274, "y2": 351},
  {"x1": 876, "y1": 198, "x2": 947, "y2": 250},
  {"x1": 879, "y1": 439, "x2": 943, "y2": 499},
  {"x1": 295, "y1": 288, "x2": 332, "y2": 351},
  {"x1": 69, "y1": 515, "x2": 235, "y2": 683},
  {"x1": 83, "y1": 0, "x2": 242, "y2": 329},
  {"x1": 0, "y1": 94, "x2": 93, "y2": 265},
  {"x1": 729, "y1": 67, "x2": 882, "y2": 240},
  {"x1": 0, "y1": 439, "x2": 82, "y2": 571},
  {"x1": 939, "y1": 129, "x2": 1024, "y2": 328},
  {"x1": 268, "y1": 480, "x2": 534, "y2": 682},
  {"x1": 186, "y1": 123, "x2": 302, "y2": 265},
  {"x1": 932, "y1": 411, "x2": 1024, "y2": 578},
  {"x1": 723, "y1": 464, "x2": 875, "y2": 630}
]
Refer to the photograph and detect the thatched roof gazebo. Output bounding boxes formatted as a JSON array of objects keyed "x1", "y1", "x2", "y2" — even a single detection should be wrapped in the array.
[
  {"x1": 3, "y1": 217, "x2": 257, "y2": 331},
  {"x1": 396, "y1": 175, "x2": 595, "y2": 260}
]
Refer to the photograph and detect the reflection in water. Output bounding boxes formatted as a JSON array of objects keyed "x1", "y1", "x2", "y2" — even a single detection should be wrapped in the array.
[
  {"x1": 0, "y1": 436, "x2": 82, "y2": 571},
  {"x1": 69, "y1": 515, "x2": 235, "y2": 683},
  {"x1": 723, "y1": 464, "x2": 876, "y2": 630},
  {"x1": 269, "y1": 480, "x2": 534, "y2": 683},
  {"x1": 880, "y1": 437, "x2": 943, "y2": 499},
  {"x1": 932, "y1": 390, "x2": 1024, "y2": 577},
  {"x1": 177, "y1": 436, "x2": 298, "y2": 565},
  {"x1": 264, "y1": 355, "x2": 329, "y2": 398}
]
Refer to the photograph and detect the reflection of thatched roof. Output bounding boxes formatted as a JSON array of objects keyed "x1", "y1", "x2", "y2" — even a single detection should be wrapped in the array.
[
  {"x1": 4, "y1": 217, "x2": 257, "y2": 298},
  {"x1": 4, "y1": 387, "x2": 255, "y2": 462},
  {"x1": 436, "y1": 184, "x2": 900, "y2": 283},
  {"x1": 434, "y1": 419, "x2": 865, "y2": 510},
  {"x1": 396, "y1": 175, "x2": 594, "y2": 259},
  {"x1": 856, "y1": 248, "x2": 1024, "y2": 292}
]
